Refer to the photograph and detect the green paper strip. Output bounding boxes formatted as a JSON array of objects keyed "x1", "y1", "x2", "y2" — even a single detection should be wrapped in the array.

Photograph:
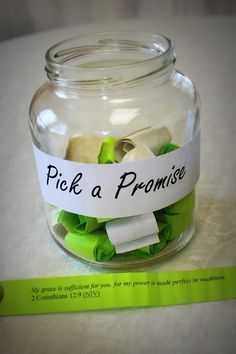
[{"x1": 0, "y1": 266, "x2": 235, "y2": 317}]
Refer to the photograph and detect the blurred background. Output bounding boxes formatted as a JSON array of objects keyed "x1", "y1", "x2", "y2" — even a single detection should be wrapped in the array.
[{"x1": 1, "y1": 0, "x2": 236, "y2": 42}]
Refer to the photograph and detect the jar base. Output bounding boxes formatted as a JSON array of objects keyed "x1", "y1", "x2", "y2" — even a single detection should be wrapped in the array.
[{"x1": 49, "y1": 220, "x2": 197, "y2": 269}]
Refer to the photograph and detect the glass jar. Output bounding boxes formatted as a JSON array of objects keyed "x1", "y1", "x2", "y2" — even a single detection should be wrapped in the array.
[{"x1": 29, "y1": 32, "x2": 200, "y2": 268}]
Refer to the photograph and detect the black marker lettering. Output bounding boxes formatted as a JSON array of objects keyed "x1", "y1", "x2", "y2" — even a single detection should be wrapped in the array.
[
  {"x1": 69, "y1": 173, "x2": 82, "y2": 195},
  {"x1": 179, "y1": 167, "x2": 186, "y2": 179},
  {"x1": 115, "y1": 172, "x2": 136, "y2": 199},
  {"x1": 91, "y1": 185, "x2": 102, "y2": 199},
  {"x1": 145, "y1": 179, "x2": 154, "y2": 193},
  {"x1": 153, "y1": 177, "x2": 168, "y2": 191},
  {"x1": 47, "y1": 165, "x2": 58, "y2": 185},
  {"x1": 60, "y1": 180, "x2": 68, "y2": 191},
  {"x1": 131, "y1": 182, "x2": 145, "y2": 196},
  {"x1": 171, "y1": 169, "x2": 179, "y2": 184}
]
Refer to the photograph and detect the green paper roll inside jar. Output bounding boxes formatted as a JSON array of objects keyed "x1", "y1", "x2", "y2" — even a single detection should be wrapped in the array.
[{"x1": 29, "y1": 32, "x2": 200, "y2": 268}]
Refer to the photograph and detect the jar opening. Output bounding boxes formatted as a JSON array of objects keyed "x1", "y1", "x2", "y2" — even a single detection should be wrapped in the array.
[{"x1": 45, "y1": 32, "x2": 175, "y2": 87}]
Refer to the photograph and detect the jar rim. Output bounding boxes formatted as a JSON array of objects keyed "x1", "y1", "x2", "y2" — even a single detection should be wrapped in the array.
[{"x1": 45, "y1": 31, "x2": 175, "y2": 86}]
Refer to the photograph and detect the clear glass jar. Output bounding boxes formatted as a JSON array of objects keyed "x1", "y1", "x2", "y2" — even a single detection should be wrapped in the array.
[{"x1": 29, "y1": 32, "x2": 200, "y2": 268}]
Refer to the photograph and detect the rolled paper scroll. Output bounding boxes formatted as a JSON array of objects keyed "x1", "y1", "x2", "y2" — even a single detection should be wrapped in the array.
[
  {"x1": 96, "y1": 217, "x2": 113, "y2": 223},
  {"x1": 57, "y1": 211, "x2": 80, "y2": 233},
  {"x1": 98, "y1": 137, "x2": 117, "y2": 164},
  {"x1": 151, "y1": 223, "x2": 170, "y2": 253},
  {"x1": 134, "y1": 222, "x2": 170, "y2": 257},
  {"x1": 158, "y1": 142, "x2": 179, "y2": 155},
  {"x1": 58, "y1": 210, "x2": 105, "y2": 234},
  {"x1": 157, "y1": 143, "x2": 195, "y2": 239},
  {"x1": 115, "y1": 234, "x2": 158, "y2": 254},
  {"x1": 157, "y1": 210, "x2": 193, "y2": 240},
  {"x1": 115, "y1": 126, "x2": 172, "y2": 161},
  {"x1": 64, "y1": 231, "x2": 115, "y2": 261},
  {"x1": 105, "y1": 213, "x2": 159, "y2": 253},
  {"x1": 121, "y1": 144, "x2": 155, "y2": 163},
  {"x1": 163, "y1": 190, "x2": 195, "y2": 215},
  {"x1": 0, "y1": 285, "x2": 4, "y2": 302},
  {"x1": 65, "y1": 134, "x2": 102, "y2": 163},
  {"x1": 74, "y1": 215, "x2": 105, "y2": 234}
]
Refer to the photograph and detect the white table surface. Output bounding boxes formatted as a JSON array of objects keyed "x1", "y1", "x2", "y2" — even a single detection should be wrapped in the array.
[{"x1": 0, "y1": 17, "x2": 236, "y2": 354}]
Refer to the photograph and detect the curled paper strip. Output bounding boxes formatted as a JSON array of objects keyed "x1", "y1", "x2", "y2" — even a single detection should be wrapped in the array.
[
  {"x1": 121, "y1": 144, "x2": 155, "y2": 163},
  {"x1": 65, "y1": 134, "x2": 102, "y2": 163},
  {"x1": 65, "y1": 231, "x2": 115, "y2": 261},
  {"x1": 105, "y1": 213, "x2": 159, "y2": 253},
  {"x1": 115, "y1": 126, "x2": 172, "y2": 161}
]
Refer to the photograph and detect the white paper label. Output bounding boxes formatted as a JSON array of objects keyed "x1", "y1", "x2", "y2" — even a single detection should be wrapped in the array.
[{"x1": 33, "y1": 131, "x2": 200, "y2": 218}]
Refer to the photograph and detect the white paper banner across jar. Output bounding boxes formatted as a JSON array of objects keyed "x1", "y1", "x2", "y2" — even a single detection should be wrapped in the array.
[
  {"x1": 105, "y1": 213, "x2": 159, "y2": 253},
  {"x1": 32, "y1": 131, "x2": 200, "y2": 218}
]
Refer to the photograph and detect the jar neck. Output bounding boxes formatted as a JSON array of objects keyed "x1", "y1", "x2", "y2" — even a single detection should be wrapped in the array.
[{"x1": 45, "y1": 32, "x2": 175, "y2": 90}]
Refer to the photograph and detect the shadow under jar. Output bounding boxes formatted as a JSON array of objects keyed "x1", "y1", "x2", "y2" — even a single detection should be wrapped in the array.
[{"x1": 29, "y1": 32, "x2": 200, "y2": 268}]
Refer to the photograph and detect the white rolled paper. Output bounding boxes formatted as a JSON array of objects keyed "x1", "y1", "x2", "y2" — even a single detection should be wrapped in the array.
[
  {"x1": 115, "y1": 234, "x2": 158, "y2": 254},
  {"x1": 105, "y1": 213, "x2": 159, "y2": 253},
  {"x1": 115, "y1": 126, "x2": 172, "y2": 161},
  {"x1": 65, "y1": 134, "x2": 102, "y2": 163},
  {"x1": 121, "y1": 144, "x2": 155, "y2": 163}
]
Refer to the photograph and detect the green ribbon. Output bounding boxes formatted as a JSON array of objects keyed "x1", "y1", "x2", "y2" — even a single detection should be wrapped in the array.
[
  {"x1": 65, "y1": 230, "x2": 115, "y2": 262},
  {"x1": 98, "y1": 137, "x2": 117, "y2": 164}
]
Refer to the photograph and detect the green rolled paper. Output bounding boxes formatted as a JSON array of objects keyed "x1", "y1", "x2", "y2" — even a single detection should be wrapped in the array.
[
  {"x1": 57, "y1": 211, "x2": 80, "y2": 233},
  {"x1": 132, "y1": 223, "x2": 170, "y2": 258},
  {"x1": 74, "y1": 216, "x2": 105, "y2": 234},
  {"x1": 158, "y1": 143, "x2": 195, "y2": 239},
  {"x1": 151, "y1": 222, "x2": 170, "y2": 253},
  {"x1": 64, "y1": 231, "x2": 115, "y2": 262},
  {"x1": 96, "y1": 217, "x2": 113, "y2": 223},
  {"x1": 98, "y1": 137, "x2": 117, "y2": 164},
  {"x1": 157, "y1": 210, "x2": 193, "y2": 240},
  {"x1": 158, "y1": 142, "x2": 179, "y2": 155},
  {"x1": 163, "y1": 190, "x2": 195, "y2": 215},
  {"x1": 58, "y1": 210, "x2": 105, "y2": 234}
]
